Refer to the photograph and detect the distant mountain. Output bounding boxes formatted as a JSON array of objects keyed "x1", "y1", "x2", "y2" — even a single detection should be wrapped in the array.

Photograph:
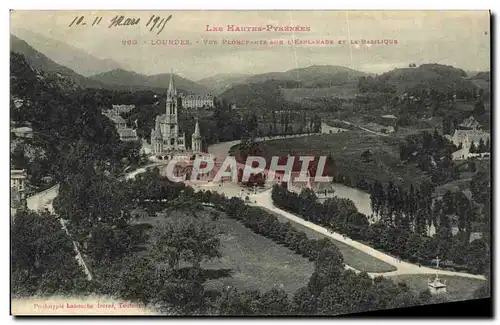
[
  {"x1": 90, "y1": 69, "x2": 211, "y2": 95},
  {"x1": 242, "y1": 65, "x2": 368, "y2": 87},
  {"x1": 197, "y1": 73, "x2": 251, "y2": 95},
  {"x1": 472, "y1": 71, "x2": 490, "y2": 82},
  {"x1": 10, "y1": 34, "x2": 106, "y2": 89},
  {"x1": 11, "y1": 28, "x2": 126, "y2": 76}
]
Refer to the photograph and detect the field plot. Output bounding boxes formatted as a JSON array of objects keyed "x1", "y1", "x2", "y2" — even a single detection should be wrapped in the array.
[{"x1": 262, "y1": 130, "x2": 430, "y2": 189}]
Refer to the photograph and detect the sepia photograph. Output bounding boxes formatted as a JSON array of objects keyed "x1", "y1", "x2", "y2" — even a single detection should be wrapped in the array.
[{"x1": 8, "y1": 9, "x2": 492, "y2": 317}]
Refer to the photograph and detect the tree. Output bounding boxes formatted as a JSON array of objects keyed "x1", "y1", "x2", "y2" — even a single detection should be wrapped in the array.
[
  {"x1": 469, "y1": 141, "x2": 477, "y2": 154},
  {"x1": 215, "y1": 287, "x2": 261, "y2": 315},
  {"x1": 473, "y1": 100, "x2": 486, "y2": 116},
  {"x1": 477, "y1": 138, "x2": 486, "y2": 153},
  {"x1": 466, "y1": 238, "x2": 490, "y2": 274},
  {"x1": 471, "y1": 170, "x2": 491, "y2": 204},
  {"x1": 307, "y1": 244, "x2": 344, "y2": 294},
  {"x1": 150, "y1": 213, "x2": 221, "y2": 270},
  {"x1": 361, "y1": 150, "x2": 373, "y2": 162},
  {"x1": 258, "y1": 288, "x2": 291, "y2": 315},
  {"x1": 11, "y1": 210, "x2": 89, "y2": 295}
]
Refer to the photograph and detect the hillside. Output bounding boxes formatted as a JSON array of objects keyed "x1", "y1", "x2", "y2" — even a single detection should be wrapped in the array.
[
  {"x1": 90, "y1": 69, "x2": 211, "y2": 95},
  {"x1": 10, "y1": 35, "x2": 106, "y2": 89},
  {"x1": 219, "y1": 65, "x2": 368, "y2": 109},
  {"x1": 197, "y1": 73, "x2": 251, "y2": 95},
  {"x1": 243, "y1": 65, "x2": 367, "y2": 87},
  {"x1": 11, "y1": 28, "x2": 126, "y2": 76},
  {"x1": 376, "y1": 63, "x2": 473, "y2": 93},
  {"x1": 219, "y1": 79, "x2": 302, "y2": 109}
]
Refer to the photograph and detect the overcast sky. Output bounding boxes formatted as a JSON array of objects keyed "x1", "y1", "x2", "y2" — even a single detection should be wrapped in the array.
[{"x1": 10, "y1": 10, "x2": 490, "y2": 80}]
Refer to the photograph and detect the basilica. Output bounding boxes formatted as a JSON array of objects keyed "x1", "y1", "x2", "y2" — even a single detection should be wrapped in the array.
[{"x1": 151, "y1": 72, "x2": 202, "y2": 154}]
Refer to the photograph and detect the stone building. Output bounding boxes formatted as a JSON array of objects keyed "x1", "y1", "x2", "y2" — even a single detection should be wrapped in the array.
[{"x1": 151, "y1": 72, "x2": 187, "y2": 153}]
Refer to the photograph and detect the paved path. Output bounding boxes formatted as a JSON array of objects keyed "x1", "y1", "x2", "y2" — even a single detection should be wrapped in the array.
[
  {"x1": 250, "y1": 188, "x2": 485, "y2": 280},
  {"x1": 338, "y1": 119, "x2": 389, "y2": 137}
]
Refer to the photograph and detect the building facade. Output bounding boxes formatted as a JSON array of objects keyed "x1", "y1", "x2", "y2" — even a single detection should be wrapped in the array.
[
  {"x1": 11, "y1": 169, "x2": 27, "y2": 192},
  {"x1": 181, "y1": 94, "x2": 214, "y2": 109},
  {"x1": 111, "y1": 104, "x2": 135, "y2": 115},
  {"x1": 151, "y1": 73, "x2": 187, "y2": 153}
]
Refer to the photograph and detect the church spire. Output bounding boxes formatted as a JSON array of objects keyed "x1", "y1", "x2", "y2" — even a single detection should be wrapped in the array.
[
  {"x1": 167, "y1": 69, "x2": 176, "y2": 97},
  {"x1": 193, "y1": 118, "x2": 201, "y2": 138}
]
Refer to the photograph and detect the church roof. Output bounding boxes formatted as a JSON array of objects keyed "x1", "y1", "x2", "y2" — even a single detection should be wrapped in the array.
[
  {"x1": 118, "y1": 128, "x2": 137, "y2": 138},
  {"x1": 167, "y1": 70, "x2": 177, "y2": 97}
]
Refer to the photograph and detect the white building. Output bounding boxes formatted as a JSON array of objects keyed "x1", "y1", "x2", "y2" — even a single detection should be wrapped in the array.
[
  {"x1": 111, "y1": 104, "x2": 135, "y2": 115},
  {"x1": 181, "y1": 94, "x2": 214, "y2": 109},
  {"x1": 11, "y1": 169, "x2": 27, "y2": 192}
]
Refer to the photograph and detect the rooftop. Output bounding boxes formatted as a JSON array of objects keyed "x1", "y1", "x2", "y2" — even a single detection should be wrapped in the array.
[{"x1": 11, "y1": 169, "x2": 27, "y2": 179}]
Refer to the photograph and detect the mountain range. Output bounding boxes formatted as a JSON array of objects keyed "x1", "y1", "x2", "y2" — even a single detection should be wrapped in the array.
[
  {"x1": 11, "y1": 33, "x2": 489, "y2": 102},
  {"x1": 10, "y1": 34, "x2": 208, "y2": 94},
  {"x1": 10, "y1": 34, "x2": 106, "y2": 89},
  {"x1": 89, "y1": 69, "x2": 212, "y2": 95},
  {"x1": 11, "y1": 28, "x2": 126, "y2": 77}
]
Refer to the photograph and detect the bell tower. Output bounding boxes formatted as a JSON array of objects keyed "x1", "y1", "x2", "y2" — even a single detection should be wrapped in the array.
[
  {"x1": 192, "y1": 118, "x2": 202, "y2": 152},
  {"x1": 164, "y1": 69, "x2": 179, "y2": 150}
]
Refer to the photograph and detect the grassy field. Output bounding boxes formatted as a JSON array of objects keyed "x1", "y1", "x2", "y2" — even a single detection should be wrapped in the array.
[
  {"x1": 261, "y1": 130, "x2": 431, "y2": 189},
  {"x1": 260, "y1": 207, "x2": 397, "y2": 273},
  {"x1": 202, "y1": 213, "x2": 315, "y2": 294},
  {"x1": 282, "y1": 83, "x2": 358, "y2": 102},
  {"x1": 388, "y1": 274, "x2": 487, "y2": 302},
  {"x1": 140, "y1": 210, "x2": 315, "y2": 295}
]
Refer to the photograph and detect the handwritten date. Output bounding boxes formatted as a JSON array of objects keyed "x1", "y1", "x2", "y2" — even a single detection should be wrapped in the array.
[{"x1": 68, "y1": 14, "x2": 172, "y2": 35}]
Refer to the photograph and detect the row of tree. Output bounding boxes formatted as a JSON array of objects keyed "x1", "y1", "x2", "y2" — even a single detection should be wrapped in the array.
[{"x1": 469, "y1": 138, "x2": 490, "y2": 154}]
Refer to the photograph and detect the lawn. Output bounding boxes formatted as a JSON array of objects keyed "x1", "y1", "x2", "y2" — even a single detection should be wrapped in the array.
[
  {"x1": 139, "y1": 209, "x2": 315, "y2": 295},
  {"x1": 261, "y1": 130, "x2": 431, "y2": 189},
  {"x1": 259, "y1": 207, "x2": 397, "y2": 273},
  {"x1": 202, "y1": 213, "x2": 315, "y2": 294},
  {"x1": 387, "y1": 274, "x2": 487, "y2": 302},
  {"x1": 282, "y1": 83, "x2": 358, "y2": 102}
]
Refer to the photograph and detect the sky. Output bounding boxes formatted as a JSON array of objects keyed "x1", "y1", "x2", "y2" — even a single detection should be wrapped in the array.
[{"x1": 10, "y1": 10, "x2": 490, "y2": 80}]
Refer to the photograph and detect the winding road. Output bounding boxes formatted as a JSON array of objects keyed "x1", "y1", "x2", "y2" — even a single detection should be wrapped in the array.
[{"x1": 24, "y1": 130, "x2": 486, "y2": 282}]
